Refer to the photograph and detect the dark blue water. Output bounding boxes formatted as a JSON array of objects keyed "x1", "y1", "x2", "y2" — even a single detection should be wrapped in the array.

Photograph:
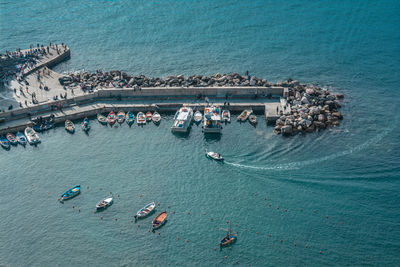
[{"x1": 1, "y1": 1, "x2": 400, "y2": 266}]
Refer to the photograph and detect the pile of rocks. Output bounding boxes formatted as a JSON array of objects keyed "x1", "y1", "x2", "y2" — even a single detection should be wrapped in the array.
[
  {"x1": 274, "y1": 80, "x2": 344, "y2": 135},
  {"x1": 59, "y1": 71, "x2": 271, "y2": 89}
]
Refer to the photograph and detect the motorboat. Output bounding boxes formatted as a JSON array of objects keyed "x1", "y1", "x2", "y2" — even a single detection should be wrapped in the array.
[
  {"x1": 222, "y1": 110, "x2": 231, "y2": 123},
  {"x1": 0, "y1": 136, "x2": 10, "y2": 149},
  {"x1": 152, "y1": 211, "x2": 167, "y2": 230},
  {"x1": 60, "y1": 185, "x2": 81, "y2": 202},
  {"x1": 6, "y1": 133, "x2": 18, "y2": 145},
  {"x1": 237, "y1": 109, "x2": 252, "y2": 122},
  {"x1": 16, "y1": 132, "x2": 27, "y2": 146},
  {"x1": 97, "y1": 114, "x2": 107, "y2": 125},
  {"x1": 249, "y1": 114, "x2": 257, "y2": 125},
  {"x1": 81, "y1": 117, "x2": 91, "y2": 132},
  {"x1": 24, "y1": 127, "x2": 40, "y2": 145},
  {"x1": 134, "y1": 202, "x2": 156, "y2": 219},
  {"x1": 107, "y1": 111, "x2": 116, "y2": 126},
  {"x1": 220, "y1": 221, "x2": 237, "y2": 247},
  {"x1": 171, "y1": 107, "x2": 193, "y2": 133},
  {"x1": 152, "y1": 112, "x2": 161, "y2": 123},
  {"x1": 65, "y1": 120, "x2": 75, "y2": 133},
  {"x1": 146, "y1": 111, "x2": 153, "y2": 122},
  {"x1": 203, "y1": 106, "x2": 222, "y2": 134},
  {"x1": 194, "y1": 111, "x2": 202, "y2": 123},
  {"x1": 126, "y1": 111, "x2": 135, "y2": 125},
  {"x1": 137, "y1": 112, "x2": 146, "y2": 124},
  {"x1": 96, "y1": 197, "x2": 113, "y2": 211},
  {"x1": 206, "y1": 150, "x2": 224, "y2": 161},
  {"x1": 117, "y1": 111, "x2": 125, "y2": 123}
]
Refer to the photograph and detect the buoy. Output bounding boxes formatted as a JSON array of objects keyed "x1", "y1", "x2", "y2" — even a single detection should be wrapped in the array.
[
  {"x1": 214, "y1": 248, "x2": 216, "y2": 251},
  {"x1": 158, "y1": 232, "x2": 160, "y2": 235},
  {"x1": 87, "y1": 186, "x2": 89, "y2": 189},
  {"x1": 294, "y1": 242, "x2": 296, "y2": 246},
  {"x1": 48, "y1": 192, "x2": 50, "y2": 195},
  {"x1": 305, "y1": 244, "x2": 308, "y2": 248},
  {"x1": 78, "y1": 209, "x2": 81, "y2": 212},
  {"x1": 313, "y1": 210, "x2": 317, "y2": 213},
  {"x1": 269, "y1": 234, "x2": 271, "y2": 238},
  {"x1": 138, "y1": 224, "x2": 140, "y2": 228},
  {"x1": 277, "y1": 206, "x2": 280, "y2": 209},
  {"x1": 99, "y1": 188, "x2": 102, "y2": 190},
  {"x1": 264, "y1": 197, "x2": 266, "y2": 200},
  {"x1": 178, "y1": 237, "x2": 180, "y2": 240},
  {"x1": 110, "y1": 192, "x2": 112, "y2": 195},
  {"x1": 131, "y1": 220, "x2": 133, "y2": 223},
  {"x1": 256, "y1": 232, "x2": 259, "y2": 235},
  {"x1": 118, "y1": 194, "x2": 120, "y2": 198},
  {"x1": 211, "y1": 218, "x2": 213, "y2": 221},
  {"x1": 285, "y1": 209, "x2": 288, "y2": 212},
  {"x1": 236, "y1": 261, "x2": 239, "y2": 264},
  {"x1": 280, "y1": 239, "x2": 283, "y2": 243},
  {"x1": 225, "y1": 256, "x2": 228, "y2": 259},
  {"x1": 57, "y1": 198, "x2": 60, "y2": 201},
  {"x1": 186, "y1": 240, "x2": 189, "y2": 243},
  {"x1": 326, "y1": 216, "x2": 329, "y2": 219},
  {"x1": 173, "y1": 211, "x2": 176, "y2": 214},
  {"x1": 254, "y1": 193, "x2": 257, "y2": 196},
  {"x1": 72, "y1": 205, "x2": 75, "y2": 209},
  {"x1": 168, "y1": 206, "x2": 170, "y2": 209},
  {"x1": 187, "y1": 211, "x2": 190, "y2": 215},
  {"x1": 235, "y1": 224, "x2": 238, "y2": 227},
  {"x1": 115, "y1": 218, "x2": 118, "y2": 221},
  {"x1": 320, "y1": 250, "x2": 323, "y2": 254},
  {"x1": 269, "y1": 204, "x2": 272, "y2": 207},
  {"x1": 300, "y1": 208, "x2": 303, "y2": 212},
  {"x1": 158, "y1": 203, "x2": 160, "y2": 206},
  {"x1": 100, "y1": 216, "x2": 103, "y2": 220},
  {"x1": 340, "y1": 222, "x2": 344, "y2": 224},
  {"x1": 203, "y1": 212, "x2": 206, "y2": 216}
]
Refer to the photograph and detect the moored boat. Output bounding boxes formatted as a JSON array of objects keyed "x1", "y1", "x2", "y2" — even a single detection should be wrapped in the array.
[
  {"x1": 107, "y1": 111, "x2": 116, "y2": 126},
  {"x1": 206, "y1": 150, "x2": 224, "y2": 161},
  {"x1": 96, "y1": 197, "x2": 113, "y2": 211},
  {"x1": 6, "y1": 133, "x2": 18, "y2": 145},
  {"x1": 220, "y1": 221, "x2": 237, "y2": 247},
  {"x1": 0, "y1": 136, "x2": 10, "y2": 149},
  {"x1": 16, "y1": 132, "x2": 27, "y2": 146},
  {"x1": 145, "y1": 111, "x2": 153, "y2": 122},
  {"x1": 60, "y1": 185, "x2": 81, "y2": 202},
  {"x1": 203, "y1": 106, "x2": 222, "y2": 134},
  {"x1": 237, "y1": 109, "x2": 252, "y2": 122},
  {"x1": 194, "y1": 111, "x2": 202, "y2": 123},
  {"x1": 24, "y1": 127, "x2": 40, "y2": 145},
  {"x1": 249, "y1": 114, "x2": 257, "y2": 125},
  {"x1": 65, "y1": 120, "x2": 75, "y2": 133},
  {"x1": 97, "y1": 114, "x2": 108, "y2": 125},
  {"x1": 222, "y1": 110, "x2": 231, "y2": 123},
  {"x1": 152, "y1": 211, "x2": 167, "y2": 230},
  {"x1": 171, "y1": 107, "x2": 193, "y2": 133},
  {"x1": 81, "y1": 117, "x2": 91, "y2": 132},
  {"x1": 117, "y1": 111, "x2": 125, "y2": 123},
  {"x1": 134, "y1": 202, "x2": 156, "y2": 219},
  {"x1": 126, "y1": 111, "x2": 135, "y2": 125},
  {"x1": 137, "y1": 112, "x2": 146, "y2": 124},
  {"x1": 152, "y1": 112, "x2": 161, "y2": 123}
]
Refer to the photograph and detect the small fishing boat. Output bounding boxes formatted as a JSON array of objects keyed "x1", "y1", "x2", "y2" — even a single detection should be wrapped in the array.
[
  {"x1": 152, "y1": 112, "x2": 161, "y2": 123},
  {"x1": 97, "y1": 114, "x2": 107, "y2": 125},
  {"x1": 0, "y1": 136, "x2": 10, "y2": 149},
  {"x1": 249, "y1": 114, "x2": 257, "y2": 125},
  {"x1": 25, "y1": 127, "x2": 40, "y2": 145},
  {"x1": 220, "y1": 221, "x2": 237, "y2": 247},
  {"x1": 222, "y1": 110, "x2": 231, "y2": 123},
  {"x1": 171, "y1": 107, "x2": 193, "y2": 133},
  {"x1": 60, "y1": 185, "x2": 81, "y2": 202},
  {"x1": 206, "y1": 150, "x2": 224, "y2": 161},
  {"x1": 152, "y1": 211, "x2": 167, "y2": 230},
  {"x1": 126, "y1": 111, "x2": 135, "y2": 125},
  {"x1": 81, "y1": 117, "x2": 91, "y2": 132},
  {"x1": 16, "y1": 132, "x2": 27, "y2": 146},
  {"x1": 194, "y1": 111, "x2": 202, "y2": 123},
  {"x1": 137, "y1": 112, "x2": 146, "y2": 124},
  {"x1": 96, "y1": 197, "x2": 113, "y2": 211},
  {"x1": 107, "y1": 111, "x2": 116, "y2": 126},
  {"x1": 117, "y1": 111, "x2": 125, "y2": 123},
  {"x1": 145, "y1": 111, "x2": 153, "y2": 122},
  {"x1": 134, "y1": 202, "x2": 156, "y2": 219},
  {"x1": 65, "y1": 120, "x2": 75, "y2": 133},
  {"x1": 237, "y1": 109, "x2": 252, "y2": 122},
  {"x1": 6, "y1": 133, "x2": 18, "y2": 145}
]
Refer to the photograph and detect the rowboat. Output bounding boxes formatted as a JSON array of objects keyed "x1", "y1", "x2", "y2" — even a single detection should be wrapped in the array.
[
  {"x1": 81, "y1": 117, "x2": 91, "y2": 132},
  {"x1": 96, "y1": 197, "x2": 113, "y2": 211},
  {"x1": 152, "y1": 211, "x2": 167, "y2": 230},
  {"x1": 137, "y1": 112, "x2": 146, "y2": 124},
  {"x1": 117, "y1": 111, "x2": 125, "y2": 123},
  {"x1": 237, "y1": 109, "x2": 252, "y2": 122},
  {"x1": 16, "y1": 132, "x2": 27, "y2": 146},
  {"x1": 24, "y1": 127, "x2": 40, "y2": 145},
  {"x1": 134, "y1": 202, "x2": 156, "y2": 219},
  {"x1": 249, "y1": 114, "x2": 257, "y2": 125},
  {"x1": 152, "y1": 112, "x2": 161, "y2": 123},
  {"x1": 220, "y1": 221, "x2": 237, "y2": 247},
  {"x1": 65, "y1": 120, "x2": 75, "y2": 133},
  {"x1": 60, "y1": 185, "x2": 81, "y2": 202},
  {"x1": 0, "y1": 136, "x2": 10, "y2": 149},
  {"x1": 97, "y1": 114, "x2": 107, "y2": 125},
  {"x1": 107, "y1": 111, "x2": 116, "y2": 126},
  {"x1": 222, "y1": 110, "x2": 231, "y2": 123},
  {"x1": 6, "y1": 133, "x2": 18, "y2": 145},
  {"x1": 145, "y1": 111, "x2": 152, "y2": 122},
  {"x1": 126, "y1": 111, "x2": 135, "y2": 125},
  {"x1": 206, "y1": 150, "x2": 224, "y2": 161},
  {"x1": 194, "y1": 111, "x2": 202, "y2": 123}
]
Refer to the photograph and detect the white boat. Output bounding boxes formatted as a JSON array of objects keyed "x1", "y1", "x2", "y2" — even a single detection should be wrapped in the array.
[
  {"x1": 194, "y1": 111, "x2": 202, "y2": 123},
  {"x1": 152, "y1": 112, "x2": 161, "y2": 123},
  {"x1": 24, "y1": 127, "x2": 40, "y2": 145},
  {"x1": 134, "y1": 202, "x2": 156, "y2": 219},
  {"x1": 96, "y1": 197, "x2": 113, "y2": 211},
  {"x1": 203, "y1": 106, "x2": 222, "y2": 134},
  {"x1": 171, "y1": 107, "x2": 193, "y2": 133},
  {"x1": 137, "y1": 112, "x2": 146, "y2": 124},
  {"x1": 222, "y1": 110, "x2": 231, "y2": 122},
  {"x1": 206, "y1": 150, "x2": 224, "y2": 161},
  {"x1": 237, "y1": 109, "x2": 252, "y2": 122}
]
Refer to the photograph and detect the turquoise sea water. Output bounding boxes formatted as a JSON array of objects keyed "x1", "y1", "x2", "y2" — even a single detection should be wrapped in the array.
[{"x1": 1, "y1": 1, "x2": 400, "y2": 266}]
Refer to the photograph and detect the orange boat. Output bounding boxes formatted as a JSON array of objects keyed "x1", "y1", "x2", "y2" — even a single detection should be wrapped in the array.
[{"x1": 152, "y1": 211, "x2": 167, "y2": 230}]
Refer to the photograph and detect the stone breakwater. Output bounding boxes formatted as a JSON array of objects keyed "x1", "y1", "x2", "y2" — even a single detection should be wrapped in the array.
[{"x1": 274, "y1": 80, "x2": 344, "y2": 135}]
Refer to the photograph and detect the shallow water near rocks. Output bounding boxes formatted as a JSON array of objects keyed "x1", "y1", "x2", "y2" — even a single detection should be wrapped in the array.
[{"x1": 1, "y1": 0, "x2": 400, "y2": 266}]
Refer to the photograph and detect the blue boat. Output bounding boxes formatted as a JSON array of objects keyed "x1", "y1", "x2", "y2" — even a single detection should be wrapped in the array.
[
  {"x1": 16, "y1": 132, "x2": 27, "y2": 146},
  {"x1": 220, "y1": 221, "x2": 237, "y2": 247},
  {"x1": 60, "y1": 185, "x2": 81, "y2": 202},
  {"x1": 81, "y1": 117, "x2": 91, "y2": 132},
  {"x1": 0, "y1": 135, "x2": 10, "y2": 149}
]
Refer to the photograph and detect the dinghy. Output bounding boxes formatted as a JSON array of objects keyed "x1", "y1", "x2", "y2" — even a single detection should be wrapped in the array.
[
  {"x1": 222, "y1": 110, "x2": 231, "y2": 123},
  {"x1": 81, "y1": 117, "x2": 91, "y2": 132},
  {"x1": 152, "y1": 211, "x2": 167, "y2": 230},
  {"x1": 65, "y1": 120, "x2": 75, "y2": 133},
  {"x1": 107, "y1": 111, "x2": 116, "y2": 126},
  {"x1": 16, "y1": 132, "x2": 27, "y2": 146},
  {"x1": 97, "y1": 114, "x2": 107, "y2": 125},
  {"x1": 205, "y1": 150, "x2": 224, "y2": 161},
  {"x1": 249, "y1": 114, "x2": 257, "y2": 125},
  {"x1": 6, "y1": 133, "x2": 18, "y2": 145},
  {"x1": 24, "y1": 127, "x2": 40, "y2": 145},
  {"x1": 60, "y1": 185, "x2": 81, "y2": 202},
  {"x1": 237, "y1": 109, "x2": 252, "y2": 122},
  {"x1": 95, "y1": 197, "x2": 113, "y2": 211},
  {"x1": 117, "y1": 111, "x2": 125, "y2": 123},
  {"x1": 194, "y1": 111, "x2": 202, "y2": 123},
  {"x1": 0, "y1": 136, "x2": 10, "y2": 149},
  {"x1": 126, "y1": 111, "x2": 135, "y2": 125},
  {"x1": 152, "y1": 112, "x2": 161, "y2": 123},
  {"x1": 145, "y1": 111, "x2": 152, "y2": 122},
  {"x1": 134, "y1": 202, "x2": 156, "y2": 219},
  {"x1": 137, "y1": 112, "x2": 146, "y2": 124}
]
